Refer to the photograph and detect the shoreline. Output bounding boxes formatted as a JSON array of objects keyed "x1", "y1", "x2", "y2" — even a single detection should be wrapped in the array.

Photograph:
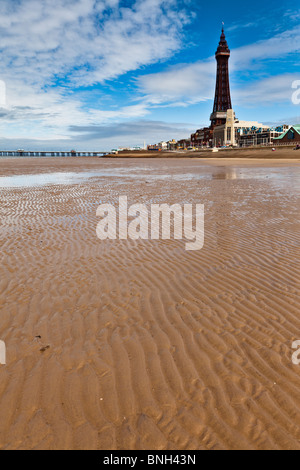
[
  {"x1": 106, "y1": 147, "x2": 300, "y2": 159},
  {"x1": 0, "y1": 146, "x2": 300, "y2": 164}
]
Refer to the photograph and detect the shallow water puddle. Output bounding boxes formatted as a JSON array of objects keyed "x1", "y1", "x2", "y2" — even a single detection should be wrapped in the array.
[{"x1": 0, "y1": 165, "x2": 299, "y2": 189}]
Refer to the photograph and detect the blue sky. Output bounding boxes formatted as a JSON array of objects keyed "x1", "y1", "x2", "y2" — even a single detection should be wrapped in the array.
[{"x1": 0, "y1": 0, "x2": 299, "y2": 150}]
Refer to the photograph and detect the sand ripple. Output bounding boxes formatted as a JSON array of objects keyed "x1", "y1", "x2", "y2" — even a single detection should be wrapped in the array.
[{"x1": 0, "y1": 158, "x2": 300, "y2": 450}]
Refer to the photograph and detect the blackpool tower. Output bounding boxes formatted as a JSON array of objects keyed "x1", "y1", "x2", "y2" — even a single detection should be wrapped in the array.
[{"x1": 210, "y1": 27, "x2": 233, "y2": 128}]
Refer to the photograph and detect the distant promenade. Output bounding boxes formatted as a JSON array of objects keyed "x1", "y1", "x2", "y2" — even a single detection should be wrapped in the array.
[{"x1": 0, "y1": 150, "x2": 105, "y2": 157}]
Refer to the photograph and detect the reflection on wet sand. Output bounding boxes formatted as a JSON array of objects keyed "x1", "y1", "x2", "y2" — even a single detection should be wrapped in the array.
[{"x1": 212, "y1": 167, "x2": 238, "y2": 180}]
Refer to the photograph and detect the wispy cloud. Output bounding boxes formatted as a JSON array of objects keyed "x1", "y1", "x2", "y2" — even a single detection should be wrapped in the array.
[
  {"x1": 137, "y1": 61, "x2": 215, "y2": 105},
  {"x1": 0, "y1": 0, "x2": 190, "y2": 88},
  {"x1": 284, "y1": 9, "x2": 300, "y2": 22},
  {"x1": 0, "y1": 119, "x2": 198, "y2": 150},
  {"x1": 226, "y1": 22, "x2": 257, "y2": 32},
  {"x1": 264, "y1": 115, "x2": 300, "y2": 126},
  {"x1": 70, "y1": 119, "x2": 196, "y2": 139},
  {"x1": 232, "y1": 74, "x2": 299, "y2": 105},
  {"x1": 0, "y1": 87, "x2": 152, "y2": 140},
  {"x1": 0, "y1": 0, "x2": 191, "y2": 142},
  {"x1": 231, "y1": 25, "x2": 300, "y2": 69}
]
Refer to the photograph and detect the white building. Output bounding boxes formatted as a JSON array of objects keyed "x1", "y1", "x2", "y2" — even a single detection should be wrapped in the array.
[
  {"x1": 158, "y1": 141, "x2": 168, "y2": 150},
  {"x1": 213, "y1": 109, "x2": 267, "y2": 147}
]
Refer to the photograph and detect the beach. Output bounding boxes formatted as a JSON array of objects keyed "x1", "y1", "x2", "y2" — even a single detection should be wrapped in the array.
[{"x1": 0, "y1": 156, "x2": 300, "y2": 450}]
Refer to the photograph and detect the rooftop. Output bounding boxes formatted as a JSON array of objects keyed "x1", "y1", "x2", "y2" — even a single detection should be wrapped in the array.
[{"x1": 274, "y1": 125, "x2": 300, "y2": 140}]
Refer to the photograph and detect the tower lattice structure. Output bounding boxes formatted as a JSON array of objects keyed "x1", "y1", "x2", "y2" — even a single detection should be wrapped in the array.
[{"x1": 210, "y1": 28, "x2": 232, "y2": 128}]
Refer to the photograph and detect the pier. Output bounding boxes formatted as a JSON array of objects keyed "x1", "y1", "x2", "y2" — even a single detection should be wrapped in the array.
[{"x1": 0, "y1": 150, "x2": 106, "y2": 157}]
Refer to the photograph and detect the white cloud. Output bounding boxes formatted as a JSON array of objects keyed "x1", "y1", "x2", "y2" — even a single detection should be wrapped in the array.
[
  {"x1": 231, "y1": 25, "x2": 300, "y2": 69},
  {"x1": 232, "y1": 74, "x2": 300, "y2": 105},
  {"x1": 0, "y1": 119, "x2": 197, "y2": 151},
  {"x1": 137, "y1": 60, "x2": 215, "y2": 107},
  {"x1": 0, "y1": 81, "x2": 151, "y2": 140},
  {"x1": 0, "y1": 0, "x2": 190, "y2": 140},
  {"x1": 264, "y1": 115, "x2": 300, "y2": 126},
  {"x1": 0, "y1": 0, "x2": 189, "y2": 88}
]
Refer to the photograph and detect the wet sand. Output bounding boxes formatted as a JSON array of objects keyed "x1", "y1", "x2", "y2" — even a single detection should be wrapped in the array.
[{"x1": 0, "y1": 157, "x2": 300, "y2": 450}]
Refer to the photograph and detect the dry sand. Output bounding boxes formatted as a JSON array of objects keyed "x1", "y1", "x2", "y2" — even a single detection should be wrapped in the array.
[{"x1": 0, "y1": 157, "x2": 299, "y2": 450}]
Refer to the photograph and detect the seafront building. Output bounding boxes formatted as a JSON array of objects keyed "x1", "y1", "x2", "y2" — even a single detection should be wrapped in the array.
[
  {"x1": 212, "y1": 111, "x2": 289, "y2": 147},
  {"x1": 238, "y1": 125, "x2": 290, "y2": 147},
  {"x1": 148, "y1": 139, "x2": 178, "y2": 151},
  {"x1": 273, "y1": 125, "x2": 300, "y2": 144}
]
